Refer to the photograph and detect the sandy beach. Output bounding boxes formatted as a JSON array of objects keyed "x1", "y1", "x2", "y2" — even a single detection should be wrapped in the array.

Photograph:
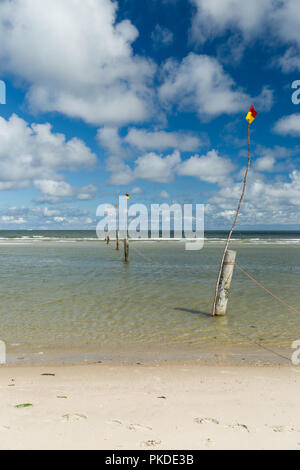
[
  {"x1": 2, "y1": 0, "x2": 300, "y2": 454},
  {"x1": 1, "y1": 361, "x2": 300, "y2": 450}
]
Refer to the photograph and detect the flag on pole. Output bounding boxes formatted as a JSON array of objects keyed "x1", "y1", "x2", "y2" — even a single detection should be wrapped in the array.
[{"x1": 246, "y1": 105, "x2": 258, "y2": 124}]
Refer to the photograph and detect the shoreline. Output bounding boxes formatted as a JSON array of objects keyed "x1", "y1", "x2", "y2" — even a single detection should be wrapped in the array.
[
  {"x1": 0, "y1": 239, "x2": 300, "y2": 245},
  {"x1": 4, "y1": 343, "x2": 293, "y2": 367},
  {"x1": 1, "y1": 362, "x2": 300, "y2": 450}
]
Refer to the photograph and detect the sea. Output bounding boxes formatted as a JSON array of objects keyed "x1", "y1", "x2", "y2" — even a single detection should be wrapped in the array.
[{"x1": 0, "y1": 230, "x2": 299, "y2": 364}]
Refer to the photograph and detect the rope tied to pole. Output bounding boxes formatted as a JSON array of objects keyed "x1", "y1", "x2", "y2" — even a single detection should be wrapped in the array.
[
  {"x1": 222, "y1": 259, "x2": 300, "y2": 314},
  {"x1": 233, "y1": 262, "x2": 300, "y2": 315}
]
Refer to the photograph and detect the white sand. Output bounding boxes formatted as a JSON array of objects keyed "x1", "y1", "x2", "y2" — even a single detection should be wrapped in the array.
[{"x1": 0, "y1": 362, "x2": 300, "y2": 450}]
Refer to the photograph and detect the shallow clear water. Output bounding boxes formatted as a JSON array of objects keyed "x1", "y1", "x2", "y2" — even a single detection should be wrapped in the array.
[{"x1": 0, "y1": 232, "x2": 299, "y2": 362}]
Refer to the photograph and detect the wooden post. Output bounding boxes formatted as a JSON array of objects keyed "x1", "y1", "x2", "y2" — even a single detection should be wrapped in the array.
[
  {"x1": 124, "y1": 236, "x2": 129, "y2": 263},
  {"x1": 214, "y1": 250, "x2": 236, "y2": 316},
  {"x1": 116, "y1": 231, "x2": 120, "y2": 251},
  {"x1": 0, "y1": 340, "x2": 6, "y2": 365}
]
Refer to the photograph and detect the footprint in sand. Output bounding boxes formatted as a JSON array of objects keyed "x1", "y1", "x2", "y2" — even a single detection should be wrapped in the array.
[
  {"x1": 110, "y1": 419, "x2": 123, "y2": 426},
  {"x1": 226, "y1": 423, "x2": 250, "y2": 433},
  {"x1": 128, "y1": 423, "x2": 152, "y2": 432},
  {"x1": 143, "y1": 440, "x2": 162, "y2": 447},
  {"x1": 194, "y1": 418, "x2": 249, "y2": 433},
  {"x1": 109, "y1": 420, "x2": 152, "y2": 432},
  {"x1": 0, "y1": 425, "x2": 10, "y2": 432},
  {"x1": 62, "y1": 413, "x2": 87, "y2": 422},
  {"x1": 270, "y1": 425, "x2": 300, "y2": 433},
  {"x1": 194, "y1": 417, "x2": 219, "y2": 425}
]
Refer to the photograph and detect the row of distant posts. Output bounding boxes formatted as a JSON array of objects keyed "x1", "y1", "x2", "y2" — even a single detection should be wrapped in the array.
[
  {"x1": 105, "y1": 232, "x2": 236, "y2": 317},
  {"x1": 106, "y1": 231, "x2": 129, "y2": 263}
]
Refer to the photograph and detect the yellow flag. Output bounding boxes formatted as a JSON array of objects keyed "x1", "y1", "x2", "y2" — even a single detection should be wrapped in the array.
[{"x1": 246, "y1": 105, "x2": 258, "y2": 124}]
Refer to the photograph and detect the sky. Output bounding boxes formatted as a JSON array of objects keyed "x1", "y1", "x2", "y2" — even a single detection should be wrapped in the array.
[{"x1": 0, "y1": 0, "x2": 300, "y2": 230}]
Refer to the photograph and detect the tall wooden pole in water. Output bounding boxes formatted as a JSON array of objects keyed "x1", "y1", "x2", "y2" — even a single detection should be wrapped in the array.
[
  {"x1": 116, "y1": 230, "x2": 120, "y2": 251},
  {"x1": 124, "y1": 236, "x2": 129, "y2": 263},
  {"x1": 212, "y1": 122, "x2": 251, "y2": 317}
]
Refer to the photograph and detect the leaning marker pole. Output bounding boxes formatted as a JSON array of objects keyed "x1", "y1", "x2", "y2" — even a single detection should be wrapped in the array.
[{"x1": 212, "y1": 106, "x2": 258, "y2": 317}]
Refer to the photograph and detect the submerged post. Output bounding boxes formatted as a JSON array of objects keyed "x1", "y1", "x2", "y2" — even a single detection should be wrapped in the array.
[
  {"x1": 116, "y1": 231, "x2": 120, "y2": 251},
  {"x1": 124, "y1": 236, "x2": 129, "y2": 263},
  {"x1": 214, "y1": 250, "x2": 236, "y2": 317}
]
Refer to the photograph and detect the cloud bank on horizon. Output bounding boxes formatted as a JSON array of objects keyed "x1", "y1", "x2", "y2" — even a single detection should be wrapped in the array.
[{"x1": 0, "y1": 0, "x2": 299, "y2": 229}]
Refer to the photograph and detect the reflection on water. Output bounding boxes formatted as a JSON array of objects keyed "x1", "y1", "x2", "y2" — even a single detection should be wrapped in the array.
[{"x1": 0, "y1": 240, "x2": 299, "y2": 361}]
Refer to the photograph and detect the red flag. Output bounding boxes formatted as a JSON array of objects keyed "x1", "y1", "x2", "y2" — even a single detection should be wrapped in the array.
[{"x1": 246, "y1": 105, "x2": 258, "y2": 124}]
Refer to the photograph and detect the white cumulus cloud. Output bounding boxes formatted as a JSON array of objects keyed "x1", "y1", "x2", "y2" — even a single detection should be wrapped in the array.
[
  {"x1": 107, "y1": 147, "x2": 235, "y2": 187},
  {"x1": 255, "y1": 156, "x2": 275, "y2": 172},
  {"x1": 190, "y1": 0, "x2": 274, "y2": 45},
  {"x1": 178, "y1": 150, "x2": 234, "y2": 184},
  {"x1": 273, "y1": 114, "x2": 300, "y2": 136},
  {"x1": 134, "y1": 150, "x2": 181, "y2": 183},
  {"x1": 190, "y1": 0, "x2": 300, "y2": 72},
  {"x1": 0, "y1": 114, "x2": 96, "y2": 191},
  {"x1": 34, "y1": 180, "x2": 98, "y2": 200},
  {"x1": 209, "y1": 169, "x2": 300, "y2": 226},
  {"x1": 158, "y1": 190, "x2": 171, "y2": 199},
  {"x1": 159, "y1": 54, "x2": 272, "y2": 120},
  {"x1": 125, "y1": 128, "x2": 202, "y2": 152},
  {"x1": 2, "y1": 216, "x2": 26, "y2": 225},
  {"x1": 0, "y1": 0, "x2": 156, "y2": 126}
]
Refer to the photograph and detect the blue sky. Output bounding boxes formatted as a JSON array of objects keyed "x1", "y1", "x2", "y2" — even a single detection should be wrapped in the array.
[{"x1": 0, "y1": 0, "x2": 300, "y2": 230}]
